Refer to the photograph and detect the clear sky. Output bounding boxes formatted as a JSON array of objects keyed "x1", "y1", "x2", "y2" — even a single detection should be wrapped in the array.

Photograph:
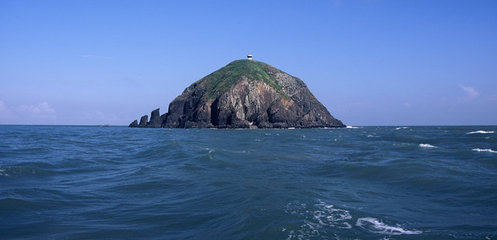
[{"x1": 1, "y1": 0, "x2": 496, "y2": 126}]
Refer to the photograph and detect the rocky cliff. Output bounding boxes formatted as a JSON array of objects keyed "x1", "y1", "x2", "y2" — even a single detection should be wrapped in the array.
[{"x1": 129, "y1": 60, "x2": 345, "y2": 128}]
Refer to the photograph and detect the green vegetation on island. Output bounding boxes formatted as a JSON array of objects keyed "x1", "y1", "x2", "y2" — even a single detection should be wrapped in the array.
[{"x1": 199, "y1": 60, "x2": 285, "y2": 98}]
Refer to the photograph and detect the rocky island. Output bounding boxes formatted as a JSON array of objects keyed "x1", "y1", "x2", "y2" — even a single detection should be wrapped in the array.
[{"x1": 130, "y1": 58, "x2": 345, "y2": 128}]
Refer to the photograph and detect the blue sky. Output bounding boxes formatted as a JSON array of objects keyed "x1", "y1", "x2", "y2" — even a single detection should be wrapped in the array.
[{"x1": 1, "y1": 0, "x2": 496, "y2": 126}]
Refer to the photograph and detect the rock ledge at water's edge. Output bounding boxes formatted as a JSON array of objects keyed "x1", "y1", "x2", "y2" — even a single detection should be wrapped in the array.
[{"x1": 129, "y1": 59, "x2": 345, "y2": 128}]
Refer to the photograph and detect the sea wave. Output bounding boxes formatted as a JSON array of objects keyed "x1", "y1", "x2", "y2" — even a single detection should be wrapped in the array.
[
  {"x1": 313, "y1": 200, "x2": 352, "y2": 228},
  {"x1": 419, "y1": 143, "x2": 437, "y2": 148},
  {"x1": 284, "y1": 200, "x2": 424, "y2": 239},
  {"x1": 285, "y1": 200, "x2": 354, "y2": 239},
  {"x1": 472, "y1": 148, "x2": 497, "y2": 153},
  {"x1": 346, "y1": 126, "x2": 359, "y2": 129},
  {"x1": 1, "y1": 125, "x2": 496, "y2": 239},
  {"x1": 395, "y1": 127, "x2": 409, "y2": 130},
  {"x1": 356, "y1": 217, "x2": 422, "y2": 235},
  {"x1": 0, "y1": 167, "x2": 9, "y2": 177},
  {"x1": 466, "y1": 130, "x2": 494, "y2": 134}
]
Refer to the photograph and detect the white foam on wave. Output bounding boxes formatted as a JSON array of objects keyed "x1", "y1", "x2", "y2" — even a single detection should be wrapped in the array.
[
  {"x1": 419, "y1": 143, "x2": 437, "y2": 148},
  {"x1": 204, "y1": 148, "x2": 215, "y2": 159},
  {"x1": 356, "y1": 217, "x2": 422, "y2": 235},
  {"x1": 313, "y1": 200, "x2": 352, "y2": 228},
  {"x1": 467, "y1": 130, "x2": 494, "y2": 134},
  {"x1": 285, "y1": 200, "x2": 423, "y2": 239},
  {"x1": 472, "y1": 148, "x2": 497, "y2": 153},
  {"x1": 346, "y1": 126, "x2": 359, "y2": 129},
  {"x1": 0, "y1": 167, "x2": 9, "y2": 177},
  {"x1": 284, "y1": 200, "x2": 353, "y2": 239},
  {"x1": 395, "y1": 127, "x2": 408, "y2": 130}
]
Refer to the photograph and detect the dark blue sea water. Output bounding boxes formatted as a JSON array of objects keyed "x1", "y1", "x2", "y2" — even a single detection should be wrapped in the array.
[{"x1": 1, "y1": 125, "x2": 496, "y2": 240}]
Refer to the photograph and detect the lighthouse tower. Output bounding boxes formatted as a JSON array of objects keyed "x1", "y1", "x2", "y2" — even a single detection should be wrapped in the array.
[{"x1": 247, "y1": 54, "x2": 253, "y2": 61}]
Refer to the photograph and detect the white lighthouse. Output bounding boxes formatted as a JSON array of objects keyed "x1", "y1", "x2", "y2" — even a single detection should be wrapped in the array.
[{"x1": 247, "y1": 54, "x2": 253, "y2": 61}]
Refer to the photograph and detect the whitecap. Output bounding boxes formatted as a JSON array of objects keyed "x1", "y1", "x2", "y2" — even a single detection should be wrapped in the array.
[
  {"x1": 205, "y1": 148, "x2": 215, "y2": 159},
  {"x1": 0, "y1": 168, "x2": 9, "y2": 177},
  {"x1": 395, "y1": 127, "x2": 408, "y2": 130},
  {"x1": 284, "y1": 200, "x2": 353, "y2": 239},
  {"x1": 467, "y1": 130, "x2": 494, "y2": 134},
  {"x1": 356, "y1": 217, "x2": 422, "y2": 235},
  {"x1": 472, "y1": 148, "x2": 497, "y2": 153},
  {"x1": 313, "y1": 200, "x2": 352, "y2": 227},
  {"x1": 346, "y1": 126, "x2": 359, "y2": 129},
  {"x1": 419, "y1": 143, "x2": 437, "y2": 148}
]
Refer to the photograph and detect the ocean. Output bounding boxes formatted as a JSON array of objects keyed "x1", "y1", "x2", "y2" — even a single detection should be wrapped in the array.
[{"x1": 0, "y1": 125, "x2": 496, "y2": 239}]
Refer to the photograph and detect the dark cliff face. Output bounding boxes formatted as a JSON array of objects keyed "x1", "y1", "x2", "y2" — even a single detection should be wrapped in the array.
[{"x1": 130, "y1": 60, "x2": 345, "y2": 128}]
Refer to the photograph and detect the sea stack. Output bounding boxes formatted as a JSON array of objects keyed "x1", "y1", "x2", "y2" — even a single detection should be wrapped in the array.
[{"x1": 129, "y1": 59, "x2": 345, "y2": 128}]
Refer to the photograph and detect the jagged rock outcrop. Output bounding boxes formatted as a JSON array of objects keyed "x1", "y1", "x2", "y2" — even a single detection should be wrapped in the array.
[
  {"x1": 128, "y1": 120, "x2": 138, "y2": 127},
  {"x1": 130, "y1": 59, "x2": 344, "y2": 128},
  {"x1": 138, "y1": 115, "x2": 148, "y2": 127},
  {"x1": 146, "y1": 108, "x2": 162, "y2": 128}
]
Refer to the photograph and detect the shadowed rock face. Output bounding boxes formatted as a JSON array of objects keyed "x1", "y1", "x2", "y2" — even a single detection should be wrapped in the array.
[
  {"x1": 146, "y1": 108, "x2": 162, "y2": 128},
  {"x1": 130, "y1": 60, "x2": 345, "y2": 128},
  {"x1": 138, "y1": 115, "x2": 148, "y2": 127},
  {"x1": 128, "y1": 120, "x2": 138, "y2": 127}
]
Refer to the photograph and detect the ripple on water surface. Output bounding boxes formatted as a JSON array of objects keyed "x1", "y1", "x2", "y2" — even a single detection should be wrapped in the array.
[{"x1": 0, "y1": 125, "x2": 496, "y2": 239}]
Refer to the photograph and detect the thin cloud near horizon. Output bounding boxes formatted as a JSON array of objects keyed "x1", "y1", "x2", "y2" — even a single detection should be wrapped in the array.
[{"x1": 459, "y1": 84, "x2": 480, "y2": 99}]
